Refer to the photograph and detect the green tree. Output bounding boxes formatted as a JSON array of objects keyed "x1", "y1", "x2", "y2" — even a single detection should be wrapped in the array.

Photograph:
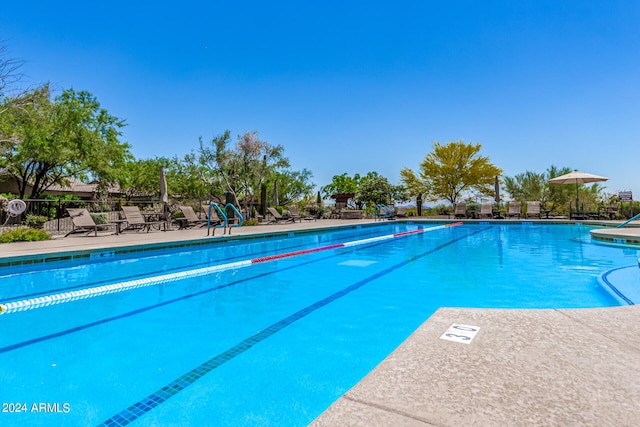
[
  {"x1": 199, "y1": 130, "x2": 290, "y2": 217},
  {"x1": 400, "y1": 140, "x2": 502, "y2": 205},
  {"x1": 505, "y1": 166, "x2": 608, "y2": 215},
  {"x1": 320, "y1": 173, "x2": 361, "y2": 200},
  {"x1": 503, "y1": 171, "x2": 547, "y2": 203},
  {"x1": 172, "y1": 151, "x2": 223, "y2": 204},
  {"x1": 355, "y1": 172, "x2": 407, "y2": 208},
  {"x1": 117, "y1": 157, "x2": 171, "y2": 201},
  {"x1": 0, "y1": 84, "x2": 130, "y2": 198},
  {"x1": 269, "y1": 169, "x2": 314, "y2": 207}
]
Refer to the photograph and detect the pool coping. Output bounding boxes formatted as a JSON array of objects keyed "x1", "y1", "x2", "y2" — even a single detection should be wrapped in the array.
[
  {"x1": 2, "y1": 217, "x2": 639, "y2": 425},
  {"x1": 310, "y1": 305, "x2": 640, "y2": 426}
]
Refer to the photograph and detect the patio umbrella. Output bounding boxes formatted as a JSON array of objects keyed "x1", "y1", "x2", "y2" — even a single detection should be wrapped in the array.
[
  {"x1": 548, "y1": 170, "x2": 608, "y2": 207},
  {"x1": 159, "y1": 167, "x2": 169, "y2": 203},
  {"x1": 160, "y1": 167, "x2": 169, "y2": 221},
  {"x1": 494, "y1": 176, "x2": 501, "y2": 203}
]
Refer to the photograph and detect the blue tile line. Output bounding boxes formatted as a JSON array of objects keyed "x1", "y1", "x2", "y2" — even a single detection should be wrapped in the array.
[
  {"x1": 0, "y1": 255, "x2": 330, "y2": 355},
  {"x1": 3, "y1": 237, "x2": 348, "y2": 302},
  {"x1": 98, "y1": 228, "x2": 482, "y2": 426},
  {"x1": 0, "y1": 260, "x2": 253, "y2": 314},
  {"x1": 0, "y1": 227, "x2": 475, "y2": 355},
  {"x1": 600, "y1": 266, "x2": 635, "y2": 305},
  {"x1": 1, "y1": 226, "x2": 420, "y2": 313}
]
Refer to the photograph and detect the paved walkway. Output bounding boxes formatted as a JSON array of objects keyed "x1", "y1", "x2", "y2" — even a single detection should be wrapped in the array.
[{"x1": 2, "y1": 218, "x2": 639, "y2": 425}]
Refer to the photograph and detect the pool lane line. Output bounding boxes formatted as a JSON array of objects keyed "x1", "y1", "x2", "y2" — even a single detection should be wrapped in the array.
[
  {"x1": 0, "y1": 222, "x2": 462, "y2": 315},
  {"x1": 3, "y1": 227, "x2": 381, "y2": 302},
  {"x1": 98, "y1": 223, "x2": 477, "y2": 427},
  {"x1": 0, "y1": 223, "x2": 474, "y2": 357}
]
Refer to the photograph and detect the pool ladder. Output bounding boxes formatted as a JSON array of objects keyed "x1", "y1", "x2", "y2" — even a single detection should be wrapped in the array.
[
  {"x1": 207, "y1": 203, "x2": 244, "y2": 236},
  {"x1": 374, "y1": 204, "x2": 394, "y2": 221}
]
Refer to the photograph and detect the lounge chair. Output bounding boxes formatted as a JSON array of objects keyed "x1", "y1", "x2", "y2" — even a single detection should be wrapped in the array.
[
  {"x1": 65, "y1": 208, "x2": 116, "y2": 237},
  {"x1": 395, "y1": 206, "x2": 407, "y2": 218},
  {"x1": 267, "y1": 207, "x2": 295, "y2": 224},
  {"x1": 525, "y1": 201, "x2": 542, "y2": 219},
  {"x1": 287, "y1": 205, "x2": 315, "y2": 222},
  {"x1": 286, "y1": 205, "x2": 302, "y2": 222},
  {"x1": 177, "y1": 206, "x2": 208, "y2": 228},
  {"x1": 507, "y1": 201, "x2": 521, "y2": 218},
  {"x1": 454, "y1": 202, "x2": 467, "y2": 218},
  {"x1": 478, "y1": 202, "x2": 493, "y2": 219},
  {"x1": 121, "y1": 206, "x2": 167, "y2": 232}
]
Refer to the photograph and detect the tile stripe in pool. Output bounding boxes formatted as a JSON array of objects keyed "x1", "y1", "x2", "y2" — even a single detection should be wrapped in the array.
[
  {"x1": 599, "y1": 265, "x2": 636, "y2": 305},
  {"x1": 0, "y1": 226, "x2": 470, "y2": 355},
  {"x1": 0, "y1": 222, "x2": 461, "y2": 315},
  {"x1": 98, "y1": 226, "x2": 479, "y2": 426}
]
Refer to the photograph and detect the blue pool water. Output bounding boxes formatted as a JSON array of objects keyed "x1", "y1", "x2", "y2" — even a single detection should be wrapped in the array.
[{"x1": 0, "y1": 222, "x2": 636, "y2": 426}]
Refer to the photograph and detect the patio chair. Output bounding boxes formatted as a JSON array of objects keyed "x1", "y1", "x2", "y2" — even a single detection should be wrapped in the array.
[
  {"x1": 286, "y1": 205, "x2": 302, "y2": 222},
  {"x1": 65, "y1": 208, "x2": 116, "y2": 237},
  {"x1": 478, "y1": 202, "x2": 493, "y2": 219},
  {"x1": 267, "y1": 207, "x2": 295, "y2": 224},
  {"x1": 507, "y1": 201, "x2": 521, "y2": 219},
  {"x1": 395, "y1": 206, "x2": 408, "y2": 218},
  {"x1": 121, "y1": 206, "x2": 167, "y2": 232},
  {"x1": 177, "y1": 206, "x2": 208, "y2": 229},
  {"x1": 287, "y1": 205, "x2": 316, "y2": 222},
  {"x1": 454, "y1": 202, "x2": 467, "y2": 218},
  {"x1": 606, "y1": 202, "x2": 618, "y2": 219},
  {"x1": 525, "y1": 201, "x2": 542, "y2": 219}
]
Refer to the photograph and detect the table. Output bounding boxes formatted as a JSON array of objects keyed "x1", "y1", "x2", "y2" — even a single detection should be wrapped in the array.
[{"x1": 142, "y1": 212, "x2": 170, "y2": 231}]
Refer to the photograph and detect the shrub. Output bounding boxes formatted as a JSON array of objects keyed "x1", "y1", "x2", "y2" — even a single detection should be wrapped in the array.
[
  {"x1": 24, "y1": 214, "x2": 48, "y2": 229},
  {"x1": 0, "y1": 228, "x2": 52, "y2": 243},
  {"x1": 243, "y1": 218, "x2": 260, "y2": 226},
  {"x1": 90, "y1": 213, "x2": 109, "y2": 225}
]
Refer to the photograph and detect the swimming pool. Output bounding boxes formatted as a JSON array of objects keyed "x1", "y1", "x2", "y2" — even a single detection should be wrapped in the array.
[{"x1": 0, "y1": 222, "x2": 636, "y2": 426}]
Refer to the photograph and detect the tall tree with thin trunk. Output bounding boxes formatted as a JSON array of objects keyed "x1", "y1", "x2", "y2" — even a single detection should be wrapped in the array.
[{"x1": 199, "y1": 131, "x2": 289, "y2": 217}]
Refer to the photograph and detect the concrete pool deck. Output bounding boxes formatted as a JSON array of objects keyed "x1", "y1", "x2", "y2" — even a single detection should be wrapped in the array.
[{"x1": 1, "y1": 218, "x2": 639, "y2": 425}]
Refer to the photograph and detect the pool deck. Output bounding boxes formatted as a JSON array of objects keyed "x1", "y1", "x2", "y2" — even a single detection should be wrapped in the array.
[{"x1": 2, "y1": 218, "x2": 639, "y2": 425}]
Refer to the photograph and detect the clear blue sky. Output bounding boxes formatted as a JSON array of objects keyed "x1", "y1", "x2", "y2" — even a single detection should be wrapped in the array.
[{"x1": 2, "y1": 1, "x2": 639, "y2": 200}]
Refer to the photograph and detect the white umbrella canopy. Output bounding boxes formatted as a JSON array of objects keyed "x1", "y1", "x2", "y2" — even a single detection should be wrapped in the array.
[
  {"x1": 548, "y1": 170, "x2": 608, "y2": 206},
  {"x1": 547, "y1": 170, "x2": 608, "y2": 185}
]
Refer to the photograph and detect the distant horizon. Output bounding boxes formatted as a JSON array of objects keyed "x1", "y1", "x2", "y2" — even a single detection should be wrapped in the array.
[{"x1": 2, "y1": 1, "x2": 638, "y2": 199}]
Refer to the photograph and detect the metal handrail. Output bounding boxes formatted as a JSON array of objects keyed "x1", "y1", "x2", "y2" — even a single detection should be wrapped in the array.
[
  {"x1": 206, "y1": 202, "x2": 244, "y2": 236},
  {"x1": 207, "y1": 202, "x2": 228, "y2": 236},
  {"x1": 224, "y1": 203, "x2": 244, "y2": 227},
  {"x1": 615, "y1": 212, "x2": 640, "y2": 228},
  {"x1": 375, "y1": 204, "x2": 393, "y2": 220}
]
